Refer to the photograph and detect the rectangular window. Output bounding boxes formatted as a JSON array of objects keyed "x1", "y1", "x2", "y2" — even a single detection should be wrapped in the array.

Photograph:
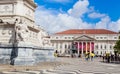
[
  {"x1": 110, "y1": 45, "x2": 112, "y2": 49},
  {"x1": 95, "y1": 45, "x2": 98, "y2": 49},
  {"x1": 114, "y1": 37, "x2": 117, "y2": 39},
  {"x1": 65, "y1": 37, "x2": 67, "y2": 39},
  {"x1": 56, "y1": 37, "x2": 58, "y2": 39},
  {"x1": 100, "y1": 37, "x2": 103, "y2": 39},
  {"x1": 104, "y1": 45, "x2": 106, "y2": 49},
  {"x1": 65, "y1": 44, "x2": 67, "y2": 49},
  {"x1": 104, "y1": 37, "x2": 107, "y2": 39},
  {"x1": 101, "y1": 45, "x2": 102, "y2": 49},
  {"x1": 60, "y1": 44, "x2": 62, "y2": 49}
]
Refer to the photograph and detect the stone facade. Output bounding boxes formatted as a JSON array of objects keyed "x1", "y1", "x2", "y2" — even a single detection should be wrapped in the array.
[
  {"x1": 0, "y1": 0, "x2": 54, "y2": 65},
  {"x1": 50, "y1": 29, "x2": 120, "y2": 56}
]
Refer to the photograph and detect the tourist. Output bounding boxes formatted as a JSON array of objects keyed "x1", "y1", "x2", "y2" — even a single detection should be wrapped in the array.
[
  {"x1": 90, "y1": 53, "x2": 95, "y2": 61},
  {"x1": 85, "y1": 52, "x2": 90, "y2": 61},
  {"x1": 102, "y1": 53, "x2": 105, "y2": 62},
  {"x1": 106, "y1": 53, "x2": 110, "y2": 63}
]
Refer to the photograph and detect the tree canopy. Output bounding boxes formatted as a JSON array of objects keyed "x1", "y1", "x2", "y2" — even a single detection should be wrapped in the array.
[{"x1": 114, "y1": 36, "x2": 120, "y2": 54}]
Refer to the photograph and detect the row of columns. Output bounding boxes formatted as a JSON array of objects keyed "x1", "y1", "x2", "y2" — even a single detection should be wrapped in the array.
[{"x1": 76, "y1": 41, "x2": 93, "y2": 55}]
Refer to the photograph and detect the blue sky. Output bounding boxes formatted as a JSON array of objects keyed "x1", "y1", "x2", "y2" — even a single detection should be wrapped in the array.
[{"x1": 34, "y1": 0, "x2": 120, "y2": 33}]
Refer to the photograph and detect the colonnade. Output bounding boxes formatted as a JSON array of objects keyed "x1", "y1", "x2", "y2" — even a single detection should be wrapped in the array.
[{"x1": 74, "y1": 41, "x2": 94, "y2": 55}]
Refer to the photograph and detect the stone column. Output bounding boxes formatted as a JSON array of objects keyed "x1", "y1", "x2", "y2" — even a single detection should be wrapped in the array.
[
  {"x1": 107, "y1": 41, "x2": 109, "y2": 53},
  {"x1": 77, "y1": 42, "x2": 79, "y2": 55},
  {"x1": 81, "y1": 41, "x2": 84, "y2": 56},
  {"x1": 90, "y1": 42, "x2": 92, "y2": 53},
  {"x1": 86, "y1": 42, "x2": 88, "y2": 54}
]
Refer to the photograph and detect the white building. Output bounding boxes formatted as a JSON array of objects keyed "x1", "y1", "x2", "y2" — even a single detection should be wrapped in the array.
[{"x1": 50, "y1": 29, "x2": 120, "y2": 56}]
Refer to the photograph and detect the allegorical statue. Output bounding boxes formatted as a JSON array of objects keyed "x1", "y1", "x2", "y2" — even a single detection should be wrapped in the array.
[{"x1": 15, "y1": 19, "x2": 29, "y2": 43}]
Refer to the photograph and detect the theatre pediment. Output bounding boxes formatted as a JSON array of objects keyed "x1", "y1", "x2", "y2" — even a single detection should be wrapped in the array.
[{"x1": 74, "y1": 35, "x2": 95, "y2": 41}]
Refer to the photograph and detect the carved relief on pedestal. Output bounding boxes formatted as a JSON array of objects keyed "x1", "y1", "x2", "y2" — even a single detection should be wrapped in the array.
[
  {"x1": 0, "y1": 4, "x2": 14, "y2": 15},
  {"x1": 2, "y1": 30, "x2": 6, "y2": 35},
  {"x1": 24, "y1": 5, "x2": 34, "y2": 20}
]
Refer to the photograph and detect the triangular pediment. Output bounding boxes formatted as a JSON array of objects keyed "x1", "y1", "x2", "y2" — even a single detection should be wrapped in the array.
[{"x1": 74, "y1": 35, "x2": 95, "y2": 41}]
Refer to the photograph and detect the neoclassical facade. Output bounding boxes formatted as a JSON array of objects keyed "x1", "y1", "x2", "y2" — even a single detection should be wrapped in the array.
[{"x1": 50, "y1": 29, "x2": 120, "y2": 56}]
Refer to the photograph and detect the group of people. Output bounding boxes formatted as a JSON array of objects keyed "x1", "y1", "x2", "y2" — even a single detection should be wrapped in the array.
[
  {"x1": 85, "y1": 52, "x2": 95, "y2": 61},
  {"x1": 102, "y1": 53, "x2": 120, "y2": 63}
]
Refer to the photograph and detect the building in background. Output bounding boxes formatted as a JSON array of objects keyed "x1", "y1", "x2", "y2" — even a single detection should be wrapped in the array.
[{"x1": 50, "y1": 29, "x2": 120, "y2": 56}]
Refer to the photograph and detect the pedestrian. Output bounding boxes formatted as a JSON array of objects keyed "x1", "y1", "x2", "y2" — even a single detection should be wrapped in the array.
[
  {"x1": 103, "y1": 53, "x2": 105, "y2": 62},
  {"x1": 90, "y1": 53, "x2": 95, "y2": 61}
]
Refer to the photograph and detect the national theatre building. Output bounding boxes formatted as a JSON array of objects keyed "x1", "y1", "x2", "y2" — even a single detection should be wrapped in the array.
[{"x1": 50, "y1": 29, "x2": 120, "y2": 56}]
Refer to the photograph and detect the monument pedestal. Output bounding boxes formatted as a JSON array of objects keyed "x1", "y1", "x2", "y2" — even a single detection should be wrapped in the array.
[
  {"x1": 13, "y1": 42, "x2": 35, "y2": 66},
  {"x1": 0, "y1": 47, "x2": 12, "y2": 64}
]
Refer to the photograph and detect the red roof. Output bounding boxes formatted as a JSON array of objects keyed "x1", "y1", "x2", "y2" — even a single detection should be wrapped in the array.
[{"x1": 55, "y1": 29, "x2": 118, "y2": 35}]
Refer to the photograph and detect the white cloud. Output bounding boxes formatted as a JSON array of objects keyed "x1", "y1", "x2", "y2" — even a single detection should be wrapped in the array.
[
  {"x1": 35, "y1": 0, "x2": 120, "y2": 33},
  {"x1": 46, "y1": 0, "x2": 72, "y2": 3},
  {"x1": 88, "y1": 12, "x2": 106, "y2": 19},
  {"x1": 35, "y1": 5, "x2": 92, "y2": 33},
  {"x1": 68, "y1": 0, "x2": 89, "y2": 18},
  {"x1": 108, "y1": 19, "x2": 120, "y2": 32},
  {"x1": 95, "y1": 16, "x2": 110, "y2": 29}
]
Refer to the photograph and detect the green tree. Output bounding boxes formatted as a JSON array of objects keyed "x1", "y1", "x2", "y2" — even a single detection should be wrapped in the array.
[{"x1": 114, "y1": 36, "x2": 120, "y2": 54}]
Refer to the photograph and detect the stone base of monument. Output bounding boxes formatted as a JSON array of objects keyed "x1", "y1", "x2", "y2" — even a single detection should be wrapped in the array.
[
  {"x1": 0, "y1": 43, "x2": 55, "y2": 66},
  {"x1": 33, "y1": 47, "x2": 55, "y2": 63},
  {"x1": 13, "y1": 43, "x2": 35, "y2": 65},
  {"x1": 13, "y1": 57, "x2": 35, "y2": 66},
  {"x1": 0, "y1": 47, "x2": 12, "y2": 64}
]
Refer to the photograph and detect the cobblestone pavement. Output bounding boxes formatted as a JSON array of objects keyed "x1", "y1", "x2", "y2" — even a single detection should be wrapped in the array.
[{"x1": 1, "y1": 57, "x2": 120, "y2": 74}]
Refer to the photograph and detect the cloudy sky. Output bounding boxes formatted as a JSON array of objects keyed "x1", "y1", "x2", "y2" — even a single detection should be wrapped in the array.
[{"x1": 34, "y1": 0, "x2": 120, "y2": 33}]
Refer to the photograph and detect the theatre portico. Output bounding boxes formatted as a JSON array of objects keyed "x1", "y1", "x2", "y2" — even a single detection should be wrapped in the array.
[{"x1": 73, "y1": 35, "x2": 95, "y2": 56}]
